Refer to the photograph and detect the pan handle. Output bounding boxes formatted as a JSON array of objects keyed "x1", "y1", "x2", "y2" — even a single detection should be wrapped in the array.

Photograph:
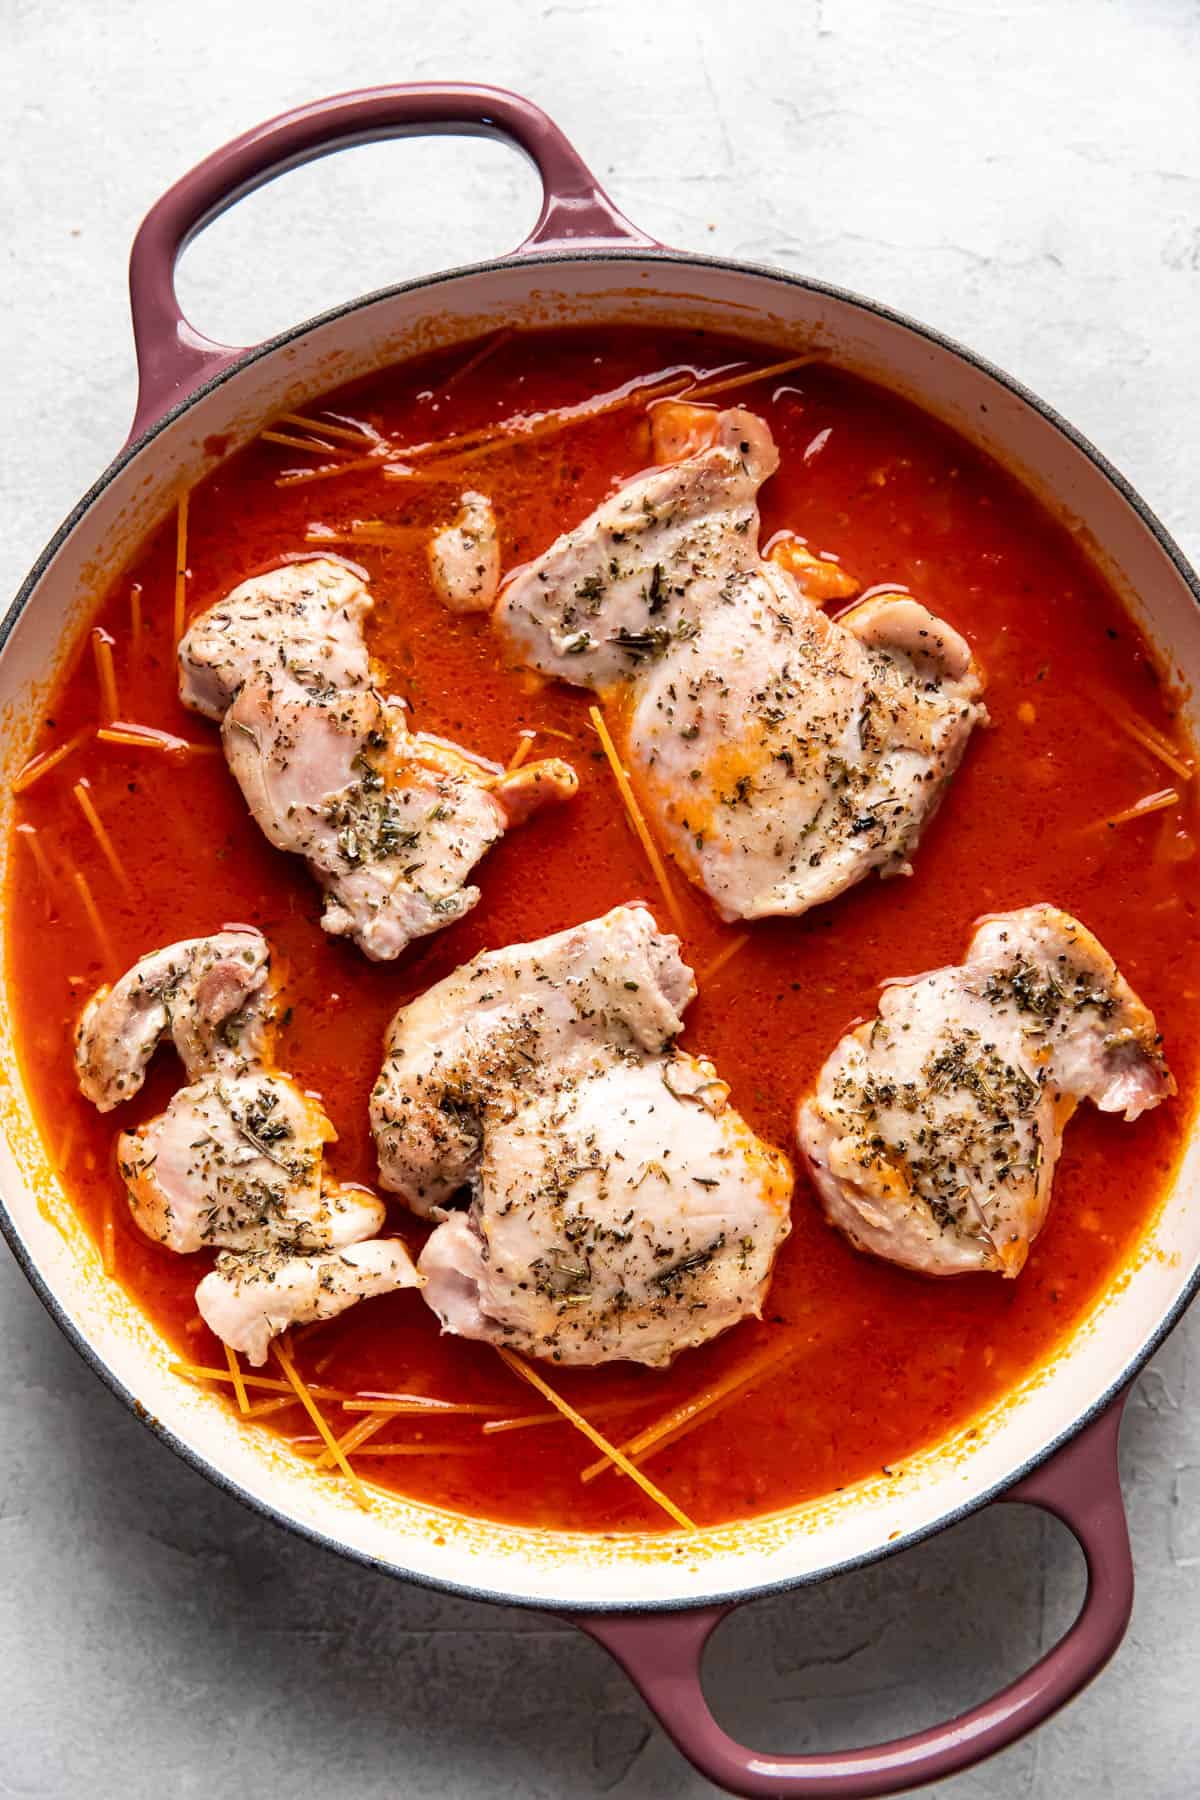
[
  {"x1": 126, "y1": 82, "x2": 657, "y2": 440},
  {"x1": 577, "y1": 1397, "x2": 1132, "y2": 1799}
]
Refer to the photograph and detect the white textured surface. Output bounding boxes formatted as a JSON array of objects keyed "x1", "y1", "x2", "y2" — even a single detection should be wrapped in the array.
[{"x1": 2, "y1": 2, "x2": 1198, "y2": 1795}]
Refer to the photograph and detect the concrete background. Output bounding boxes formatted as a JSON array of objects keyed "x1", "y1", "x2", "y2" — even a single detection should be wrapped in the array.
[{"x1": 2, "y1": 1, "x2": 1198, "y2": 1794}]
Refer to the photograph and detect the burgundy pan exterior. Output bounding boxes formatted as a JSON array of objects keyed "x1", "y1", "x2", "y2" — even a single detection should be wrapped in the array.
[
  {"x1": 36, "y1": 79, "x2": 1161, "y2": 1797},
  {"x1": 579, "y1": 1401, "x2": 1132, "y2": 1797},
  {"x1": 125, "y1": 82, "x2": 655, "y2": 441}
]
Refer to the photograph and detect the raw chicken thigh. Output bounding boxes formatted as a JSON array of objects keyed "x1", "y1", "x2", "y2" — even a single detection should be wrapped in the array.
[
  {"x1": 179, "y1": 558, "x2": 576, "y2": 959},
  {"x1": 797, "y1": 905, "x2": 1175, "y2": 1278},
  {"x1": 196, "y1": 1239, "x2": 420, "y2": 1368},
  {"x1": 372, "y1": 902, "x2": 693, "y2": 1216},
  {"x1": 117, "y1": 1070, "x2": 384, "y2": 1256},
  {"x1": 494, "y1": 406, "x2": 985, "y2": 919},
  {"x1": 427, "y1": 492, "x2": 501, "y2": 613},
  {"x1": 75, "y1": 929, "x2": 272, "y2": 1111},
  {"x1": 371, "y1": 904, "x2": 792, "y2": 1365},
  {"x1": 178, "y1": 557, "x2": 372, "y2": 718},
  {"x1": 75, "y1": 928, "x2": 418, "y2": 1362}
]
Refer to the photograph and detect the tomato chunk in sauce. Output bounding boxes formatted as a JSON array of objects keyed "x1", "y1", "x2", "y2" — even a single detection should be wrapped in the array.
[{"x1": 7, "y1": 326, "x2": 1198, "y2": 1533}]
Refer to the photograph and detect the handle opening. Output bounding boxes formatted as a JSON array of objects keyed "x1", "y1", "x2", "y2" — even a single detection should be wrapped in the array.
[
  {"x1": 127, "y1": 83, "x2": 657, "y2": 441},
  {"x1": 174, "y1": 134, "x2": 543, "y2": 351},
  {"x1": 577, "y1": 1399, "x2": 1131, "y2": 1798},
  {"x1": 696, "y1": 1499, "x2": 1085, "y2": 1761}
]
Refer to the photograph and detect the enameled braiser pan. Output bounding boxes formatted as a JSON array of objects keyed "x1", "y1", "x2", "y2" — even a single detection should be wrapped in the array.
[{"x1": 3, "y1": 84, "x2": 1199, "y2": 1799}]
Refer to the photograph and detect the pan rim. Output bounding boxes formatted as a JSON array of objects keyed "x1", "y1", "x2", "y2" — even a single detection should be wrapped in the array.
[{"x1": 2, "y1": 243, "x2": 1198, "y2": 1614}]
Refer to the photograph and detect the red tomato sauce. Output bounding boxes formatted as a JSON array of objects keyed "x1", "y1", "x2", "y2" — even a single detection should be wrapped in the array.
[{"x1": 7, "y1": 326, "x2": 1198, "y2": 1532}]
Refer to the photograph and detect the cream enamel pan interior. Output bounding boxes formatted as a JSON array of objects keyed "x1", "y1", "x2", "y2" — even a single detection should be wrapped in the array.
[{"x1": 3, "y1": 250, "x2": 1200, "y2": 1614}]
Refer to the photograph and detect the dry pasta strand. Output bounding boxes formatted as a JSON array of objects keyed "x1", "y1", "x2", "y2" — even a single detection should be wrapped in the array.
[
  {"x1": 699, "y1": 934, "x2": 750, "y2": 987},
  {"x1": 482, "y1": 1397, "x2": 643, "y2": 1436},
  {"x1": 1119, "y1": 716, "x2": 1192, "y2": 782},
  {"x1": 171, "y1": 1362, "x2": 356, "y2": 1402},
  {"x1": 260, "y1": 428, "x2": 345, "y2": 455},
  {"x1": 275, "y1": 448, "x2": 396, "y2": 488},
  {"x1": 277, "y1": 412, "x2": 382, "y2": 448},
  {"x1": 91, "y1": 628, "x2": 121, "y2": 723},
  {"x1": 16, "y1": 823, "x2": 57, "y2": 910},
  {"x1": 385, "y1": 370, "x2": 691, "y2": 469},
  {"x1": 605, "y1": 1377, "x2": 759, "y2": 1473},
  {"x1": 71, "y1": 867, "x2": 116, "y2": 974},
  {"x1": 684, "y1": 354, "x2": 810, "y2": 402},
  {"x1": 173, "y1": 491, "x2": 190, "y2": 644},
  {"x1": 72, "y1": 780, "x2": 133, "y2": 895},
  {"x1": 507, "y1": 732, "x2": 536, "y2": 772},
  {"x1": 1098, "y1": 696, "x2": 1193, "y2": 783},
  {"x1": 496, "y1": 1347, "x2": 696, "y2": 1531},
  {"x1": 341, "y1": 1397, "x2": 504, "y2": 1416},
  {"x1": 589, "y1": 706, "x2": 684, "y2": 929},
  {"x1": 1102, "y1": 786, "x2": 1180, "y2": 828},
  {"x1": 313, "y1": 1410, "x2": 391, "y2": 1470},
  {"x1": 272, "y1": 1340, "x2": 372, "y2": 1510},
  {"x1": 581, "y1": 1336, "x2": 802, "y2": 1483},
  {"x1": 99, "y1": 1193, "x2": 116, "y2": 1277},
  {"x1": 407, "y1": 394, "x2": 674, "y2": 476},
  {"x1": 130, "y1": 583, "x2": 143, "y2": 654},
  {"x1": 11, "y1": 727, "x2": 91, "y2": 794},
  {"x1": 243, "y1": 1395, "x2": 301, "y2": 1420},
  {"x1": 224, "y1": 1341, "x2": 250, "y2": 1415},
  {"x1": 97, "y1": 722, "x2": 217, "y2": 756},
  {"x1": 438, "y1": 329, "x2": 513, "y2": 395},
  {"x1": 347, "y1": 1442, "x2": 490, "y2": 1458}
]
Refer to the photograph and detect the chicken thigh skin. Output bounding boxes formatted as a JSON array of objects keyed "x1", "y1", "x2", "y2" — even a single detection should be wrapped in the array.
[
  {"x1": 75, "y1": 928, "x2": 271, "y2": 1112},
  {"x1": 797, "y1": 905, "x2": 1174, "y2": 1278},
  {"x1": 372, "y1": 904, "x2": 792, "y2": 1365},
  {"x1": 372, "y1": 902, "x2": 694, "y2": 1217},
  {"x1": 196, "y1": 1237, "x2": 420, "y2": 1366},
  {"x1": 494, "y1": 408, "x2": 985, "y2": 920},
  {"x1": 179, "y1": 558, "x2": 576, "y2": 959},
  {"x1": 427, "y1": 492, "x2": 501, "y2": 614},
  {"x1": 117, "y1": 1068, "x2": 385, "y2": 1256},
  {"x1": 75, "y1": 929, "x2": 419, "y2": 1363}
]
